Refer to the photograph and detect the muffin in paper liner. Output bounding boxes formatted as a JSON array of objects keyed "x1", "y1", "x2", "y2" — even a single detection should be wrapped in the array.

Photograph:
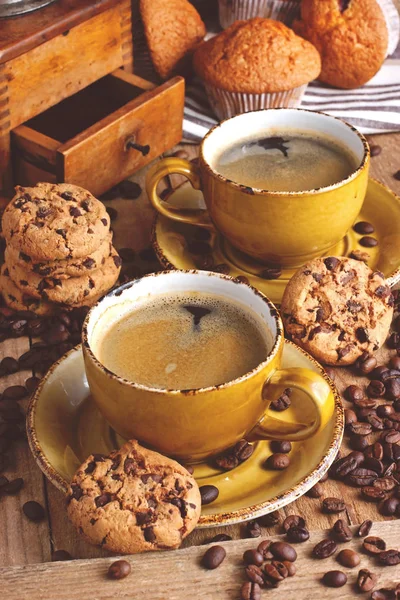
[
  {"x1": 376, "y1": 0, "x2": 400, "y2": 56},
  {"x1": 219, "y1": 0, "x2": 301, "y2": 29},
  {"x1": 204, "y1": 83, "x2": 308, "y2": 120}
]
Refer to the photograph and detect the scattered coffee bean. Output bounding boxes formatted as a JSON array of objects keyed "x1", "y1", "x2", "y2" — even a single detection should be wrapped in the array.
[
  {"x1": 363, "y1": 536, "x2": 386, "y2": 554},
  {"x1": 322, "y1": 570, "x2": 347, "y2": 588},
  {"x1": 332, "y1": 519, "x2": 352, "y2": 543},
  {"x1": 207, "y1": 534, "x2": 232, "y2": 543},
  {"x1": 371, "y1": 589, "x2": 397, "y2": 600},
  {"x1": 263, "y1": 560, "x2": 288, "y2": 582},
  {"x1": 25, "y1": 376, "x2": 41, "y2": 395},
  {"x1": 258, "y1": 512, "x2": 279, "y2": 527},
  {"x1": 3, "y1": 385, "x2": 27, "y2": 400},
  {"x1": 357, "y1": 519, "x2": 373, "y2": 537},
  {"x1": 356, "y1": 353, "x2": 377, "y2": 374},
  {"x1": 306, "y1": 483, "x2": 324, "y2": 498},
  {"x1": 51, "y1": 550, "x2": 73, "y2": 562},
  {"x1": 359, "y1": 236, "x2": 378, "y2": 247},
  {"x1": 362, "y1": 486, "x2": 387, "y2": 502},
  {"x1": 313, "y1": 539, "x2": 337, "y2": 559},
  {"x1": 322, "y1": 497, "x2": 346, "y2": 513},
  {"x1": 264, "y1": 453, "x2": 290, "y2": 470},
  {"x1": 270, "y1": 541, "x2": 297, "y2": 562},
  {"x1": 257, "y1": 540, "x2": 273, "y2": 560},
  {"x1": 282, "y1": 515, "x2": 305, "y2": 532},
  {"x1": 118, "y1": 180, "x2": 142, "y2": 199},
  {"x1": 270, "y1": 440, "x2": 292, "y2": 454},
  {"x1": 353, "y1": 221, "x2": 374, "y2": 235},
  {"x1": 394, "y1": 169, "x2": 400, "y2": 180},
  {"x1": 344, "y1": 409, "x2": 358, "y2": 426},
  {"x1": 270, "y1": 388, "x2": 292, "y2": 411},
  {"x1": 199, "y1": 485, "x2": 219, "y2": 505},
  {"x1": 346, "y1": 385, "x2": 364, "y2": 402},
  {"x1": 367, "y1": 380, "x2": 386, "y2": 397},
  {"x1": 389, "y1": 354, "x2": 400, "y2": 368},
  {"x1": 377, "y1": 405, "x2": 394, "y2": 418},
  {"x1": 346, "y1": 468, "x2": 378, "y2": 487},
  {"x1": 0, "y1": 357, "x2": 18, "y2": 375},
  {"x1": 283, "y1": 561, "x2": 296, "y2": 576},
  {"x1": 0, "y1": 453, "x2": 9, "y2": 473},
  {"x1": 108, "y1": 559, "x2": 131, "y2": 580},
  {"x1": 337, "y1": 548, "x2": 360, "y2": 568},
  {"x1": 241, "y1": 582, "x2": 261, "y2": 600},
  {"x1": 350, "y1": 434, "x2": 369, "y2": 451},
  {"x1": 379, "y1": 497, "x2": 399, "y2": 516},
  {"x1": 23, "y1": 501, "x2": 45, "y2": 522},
  {"x1": 357, "y1": 568, "x2": 378, "y2": 592},
  {"x1": 378, "y1": 549, "x2": 400, "y2": 566},
  {"x1": 245, "y1": 565, "x2": 264, "y2": 586},
  {"x1": 213, "y1": 263, "x2": 230, "y2": 275},
  {"x1": 3, "y1": 478, "x2": 24, "y2": 495},
  {"x1": 201, "y1": 545, "x2": 226, "y2": 569},
  {"x1": 387, "y1": 332, "x2": 400, "y2": 349},
  {"x1": 245, "y1": 520, "x2": 261, "y2": 538},
  {"x1": 259, "y1": 265, "x2": 282, "y2": 280},
  {"x1": 347, "y1": 422, "x2": 373, "y2": 436},
  {"x1": 105, "y1": 206, "x2": 118, "y2": 221},
  {"x1": 215, "y1": 439, "x2": 254, "y2": 470},
  {"x1": 286, "y1": 526, "x2": 310, "y2": 543},
  {"x1": 243, "y1": 549, "x2": 263, "y2": 566},
  {"x1": 370, "y1": 144, "x2": 382, "y2": 157},
  {"x1": 374, "y1": 477, "x2": 396, "y2": 492}
]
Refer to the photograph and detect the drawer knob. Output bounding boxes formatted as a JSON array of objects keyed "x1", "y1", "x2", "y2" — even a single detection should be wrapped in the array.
[{"x1": 126, "y1": 139, "x2": 150, "y2": 157}]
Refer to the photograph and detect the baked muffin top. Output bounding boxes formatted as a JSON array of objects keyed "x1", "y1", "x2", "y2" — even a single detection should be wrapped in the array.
[
  {"x1": 193, "y1": 18, "x2": 321, "y2": 94},
  {"x1": 293, "y1": 0, "x2": 388, "y2": 89}
]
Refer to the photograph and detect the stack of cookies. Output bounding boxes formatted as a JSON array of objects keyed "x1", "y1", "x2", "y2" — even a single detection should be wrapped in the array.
[{"x1": 0, "y1": 183, "x2": 121, "y2": 315}]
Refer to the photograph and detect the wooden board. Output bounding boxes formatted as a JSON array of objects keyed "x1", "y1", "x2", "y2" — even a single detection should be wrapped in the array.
[
  {"x1": 1, "y1": 133, "x2": 400, "y2": 572},
  {"x1": 1, "y1": 521, "x2": 399, "y2": 599}
]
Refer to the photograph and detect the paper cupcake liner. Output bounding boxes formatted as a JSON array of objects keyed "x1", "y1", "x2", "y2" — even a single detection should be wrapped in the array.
[
  {"x1": 204, "y1": 83, "x2": 308, "y2": 121},
  {"x1": 376, "y1": 0, "x2": 400, "y2": 56},
  {"x1": 218, "y1": 0, "x2": 301, "y2": 29}
]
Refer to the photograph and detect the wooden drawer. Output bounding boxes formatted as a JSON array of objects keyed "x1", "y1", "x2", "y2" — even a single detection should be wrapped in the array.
[{"x1": 11, "y1": 70, "x2": 184, "y2": 197}]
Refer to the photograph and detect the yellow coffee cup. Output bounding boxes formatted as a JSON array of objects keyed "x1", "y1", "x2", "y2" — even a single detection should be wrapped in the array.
[
  {"x1": 146, "y1": 109, "x2": 370, "y2": 267},
  {"x1": 82, "y1": 271, "x2": 335, "y2": 462}
]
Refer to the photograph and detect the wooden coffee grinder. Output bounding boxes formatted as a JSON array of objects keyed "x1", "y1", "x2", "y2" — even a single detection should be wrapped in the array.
[{"x1": 0, "y1": 0, "x2": 185, "y2": 208}]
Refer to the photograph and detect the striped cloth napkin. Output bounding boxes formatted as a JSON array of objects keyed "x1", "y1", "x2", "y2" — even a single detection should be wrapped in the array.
[{"x1": 183, "y1": 56, "x2": 400, "y2": 142}]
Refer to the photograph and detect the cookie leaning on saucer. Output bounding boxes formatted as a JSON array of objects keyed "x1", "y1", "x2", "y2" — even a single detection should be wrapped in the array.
[
  {"x1": 67, "y1": 440, "x2": 201, "y2": 554},
  {"x1": 281, "y1": 257, "x2": 393, "y2": 366},
  {"x1": 2, "y1": 183, "x2": 110, "y2": 262}
]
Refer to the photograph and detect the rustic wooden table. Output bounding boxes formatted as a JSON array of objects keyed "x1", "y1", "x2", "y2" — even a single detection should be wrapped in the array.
[{"x1": 1, "y1": 134, "x2": 400, "y2": 597}]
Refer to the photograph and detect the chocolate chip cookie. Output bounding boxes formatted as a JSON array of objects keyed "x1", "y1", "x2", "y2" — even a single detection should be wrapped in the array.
[
  {"x1": 0, "y1": 263, "x2": 55, "y2": 315},
  {"x1": 2, "y1": 183, "x2": 110, "y2": 261},
  {"x1": 281, "y1": 257, "x2": 393, "y2": 365},
  {"x1": 5, "y1": 233, "x2": 113, "y2": 280},
  {"x1": 67, "y1": 440, "x2": 201, "y2": 554},
  {"x1": 6, "y1": 250, "x2": 121, "y2": 306}
]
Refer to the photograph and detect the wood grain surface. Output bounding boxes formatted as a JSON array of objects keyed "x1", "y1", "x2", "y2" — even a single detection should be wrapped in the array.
[
  {"x1": 1, "y1": 521, "x2": 399, "y2": 599},
  {"x1": 0, "y1": 133, "x2": 400, "y2": 577}
]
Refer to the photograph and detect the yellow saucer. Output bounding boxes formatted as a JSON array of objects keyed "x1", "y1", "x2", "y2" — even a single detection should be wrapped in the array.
[
  {"x1": 152, "y1": 178, "x2": 400, "y2": 304},
  {"x1": 27, "y1": 341, "x2": 343, "y2": 528}
]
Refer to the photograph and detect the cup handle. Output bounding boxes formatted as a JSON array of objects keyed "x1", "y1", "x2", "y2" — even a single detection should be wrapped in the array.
[
  {"x1": 146, "y1": 157, "x2": 212, "y2": 227},
  {"x1": 247, "y1": 368, "x2": 335, "y2": 442}
]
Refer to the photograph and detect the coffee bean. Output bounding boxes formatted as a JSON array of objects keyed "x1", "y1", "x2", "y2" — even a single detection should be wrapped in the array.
[
  {"x1": 108, "y1": 559, "x2": 131, "y2": 579},
  {"x1": 373, "y1": 365, "x2": 390, "y2": 380},
  {"x1": 245, "y1": 565, "x2": 264, "y2": 586},
  {"x1": 213, "y1": 263, "x2": 230, "y2": 275},
  {"x1": 263, "y1": 561, "x2": 288, "y2": 582},
  {"x1": 199, "y1": 485, "x2": 219, "y2": 505},
  {"x1": 322, "y1": 570, "x2": 347, "y2": 588},
  {"x1": 371, "y1": 589, "x2": 397, "y2": 600},
  {"x1": 0, "y1": 453, "x2": 9, "y2": 473},
  {"x1": 118, "y1": 180, "x2": 142, "y2": 199},
  {"x1": 23, "y1": 501, "x2": 45, "y2": 522},
  {"x1": 382, "y1": 442, "x2": 400, "y2": 462},
  {"x1": 257, "y1": 540, "x2": 273, "y2": 559},
  {"x1": 378, "y1": 549, "x2": 400, "y2": 566},
  {"x1": 358, "y1": 407, "x2": 377, "y2": 420},
  {"x1": 370, "y1": 144, "x2": 382, "y2": 156},
  {"x1": 201, "y1": 545, "x2": 226, "y2": 569},
  {"x1": 322, "y1": 497, "x2": 346, "y2": 513},
  {"x1": 345, "y1": 385, "x2": 364, "y2": 402},
  {"x1": 287, "y1": 526, "x2": 310, "y2": 543},
  {"x1": 381, "y1": 430, "x2": 400, "y2": 444},
  {"x1": 258, "y1": 512, "x2": 280, "y2": 527},
  {"x1": 259, "y1": 265, "x2": 282, "y2": 280},
  {"x1": 359, "y1": 236, "x2": 378, "y2": 247},
  {"x1": 306, "y1": 482, "x2": 324, "y2": 498},
  {"x1": 241, "y1": 582, "x2": 261, "y2": 600},
  {"x1": 356, "y1": 353, "x2": 378, "y2": 374},
  {"x1": 270, "y1": 387, "x2": 292, "y2": 411},
  {"x1": 270, "y1": 440, "x2": 292, "y2": 454},
  {"x1": 51, "y1": 550, "x2": 73, "y2": 561},
  {"x1": 374, "y1": 477, "x2": 396, "y2": 492},
  {"x1": 336, "y1": 548, "x2": 360, "y2": 568},
  {"x1": 24, "y1": 376, "x2": 41, "y2": 395},
  {"x1": 283, "y1": 561, "x2": 296, "y2": 576},
  {"x1": 207, "y1": 533, "x2": 232, "y2": 543},
  {"x1": 377, "y1": 405, "x2": 394, "y2": 418},
  {"x1": 363, "y1": 536, "x2": 386, "y2": 554},
  {"x1": 0, "y1": 357, "x2": 19, "y2": 376},
  {"x1": 385, "y1": 378, "x2": 400, "y2": 400},
  {"x1": 367, "y1": 380, "x2": 386, "y2": 397},
  {"x1": 346, "y1": 468, "x2": 378, "y2": 487},
  {"x1": 363, "y1": 457, "x2": 384, "y2": 478},
  {"x1": 366, "y1": 441, "x2": 384, "y2": 460},
  {"x1": 389, "y1": 354, "x2": 400, "y2": 368},
  {"x1": 362, "y1": 486, "x2": 386, "y2": 502},
  {"x1": 313, "y1": 539, "x2": 337, "y2": 559},
  {"x1": 233, "y1": 440, "x2": 254, "y2": 462},
  {"x1": 3, "y1": 478, "x2": 24, "y2": 495},
  {"x1": 347, "y1": 422, "x2": 372, "y2": 436},
  {"x1": 353, "y1": 221, "x2": 375, "y2": 235},
  {"x1": 357, "y1": 568, "x2": 378, "y2": 592},
  {"x1": 332, "y1": 519, "x2": 352, "y2": 543},
  {"x1": 243, "y1": 549, "x2": 263, "y2": 566},
  {"x1": 264, "y1": 453, "x2": 290, "y2": 470},
  {"x1": 387, "y1": 332, "x2": 400, "y2": 350},
  {"x1": 379, "y1": 497, "x2": 399, "y2": 516},
  {"x1": 3, "y1": 385, "x2": 27, "y2": 400},
  {"x1": 215, "y1": 453, "x2": 238, "y2": 470},
  {"x1": 282, "y1": 515, "x2": 305, "y2": 532},
  {"x1": 270, "y1": 541, "x2": 297, "y2": 562},
  {"x1": 350, "y1": 434, "x2": 369, "y2": 451},
  {"x1": 245, "y1": 520, "x2": 261, "y2": 538}
]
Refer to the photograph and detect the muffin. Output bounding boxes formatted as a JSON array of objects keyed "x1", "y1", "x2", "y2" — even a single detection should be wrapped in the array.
[
  {"x1": 193, "y1": 18, "x2": 321, "y2": 120},
  {"x1": 140, "y1": 0, "x2": 206, "y2": 80},
  {"x1": 219, "y1": 0, "x2": 301, "y2": 30},
  {"x1": 293, "y1": 0, "x2": 389, "y2": 89},
  {"x1": 376, "y1": 0, "x2": 400, "y2": 56}
]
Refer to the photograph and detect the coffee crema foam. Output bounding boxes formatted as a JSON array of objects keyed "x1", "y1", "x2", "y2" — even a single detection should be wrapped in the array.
[{"x1": 92, "y1": 292, "x2": 271, "y2": 390}]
